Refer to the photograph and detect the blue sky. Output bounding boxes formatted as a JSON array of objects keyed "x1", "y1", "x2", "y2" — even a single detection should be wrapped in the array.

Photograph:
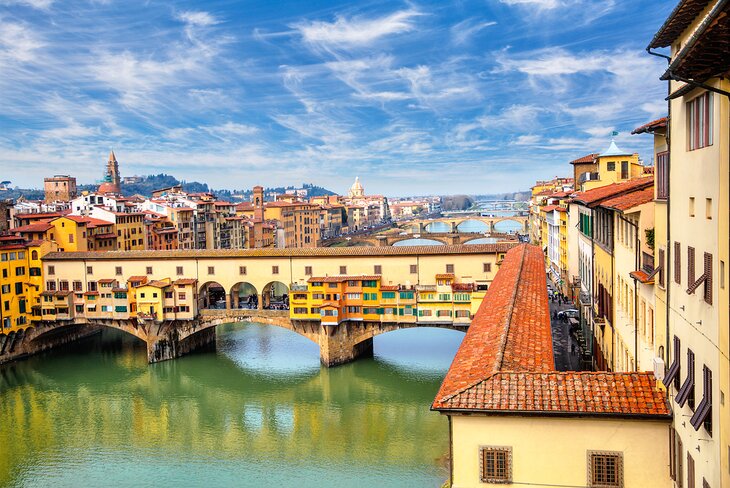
[{"x1": 0, "y1": 0, "x2": 673, "y2": 195}]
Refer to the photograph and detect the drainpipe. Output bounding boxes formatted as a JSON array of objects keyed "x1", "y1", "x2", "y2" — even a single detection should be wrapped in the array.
[{"x1": 646, "y1": 45, "x2": 672, "y2": 371}]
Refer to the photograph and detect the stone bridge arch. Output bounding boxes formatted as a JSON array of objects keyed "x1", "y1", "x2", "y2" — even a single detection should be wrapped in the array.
[
  {"x1": 230, "y1": 282, "x2": 258, "y2": 309},
  {"x1": 199, "y1": 281, "x2": 227, "y2": 310},
  {"x1": 262, "y1": 281, "x2": 289, "y2": 310}
]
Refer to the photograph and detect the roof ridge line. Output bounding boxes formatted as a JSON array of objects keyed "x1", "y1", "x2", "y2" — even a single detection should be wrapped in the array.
[
  {"x1": 493, "y1": 243, "x2": 527, "y2": 372},
  {"x1": 437, "y1": 244, "x2": 528, "y2": 405}
]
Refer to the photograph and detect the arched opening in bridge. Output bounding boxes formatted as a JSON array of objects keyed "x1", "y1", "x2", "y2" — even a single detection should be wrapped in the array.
[
  {"x1": 199, "y1": 281, "x2": 227, "y2": 310},
  {"x1": 492, "y1": 219, "x2": 523, "y2": 234},
  {"x1": 262, "y1": 281, "x2": 289, "y2": 310},
  {"x1": 424, "y1": 221, "x2": 450, "y2": 233},
  {"x1": 230, "y1": 282, "x2": 258, "y2": 310},
  {"x1": 455, "y1": 219, "x2": 488, "y2": 233},
  {"x1": 464, "y1": 237, "x2": 498, "y2": 245},
  {"x1": 372, "y1": 327, "x2": 466, "y2": 372},
  {"x1": 392, "y1": 238, "x2": 444, "y2": 246}
]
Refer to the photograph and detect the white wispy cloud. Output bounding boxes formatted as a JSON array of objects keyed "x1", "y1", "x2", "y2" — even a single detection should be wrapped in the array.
[
  {"x1": 0, "y1": 18, "x2": 43, "y2": 64},
  {"x1": 451, "y1": 18, "x2": 497, "y2": 45},
  {"x1": 294, "y1": 9, "x2": 422, "y2": 49},
  {"x1": 177, "y1": 11, "x2": 219, "y2": 27},
  {"x1": 0, "y1": 0, "x2": 53, "y2": 10}
]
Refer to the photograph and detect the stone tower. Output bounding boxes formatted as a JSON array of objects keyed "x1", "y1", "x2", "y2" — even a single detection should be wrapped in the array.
[{"x1": 98, "y1": 150, "x2": 121, "y2": 194}]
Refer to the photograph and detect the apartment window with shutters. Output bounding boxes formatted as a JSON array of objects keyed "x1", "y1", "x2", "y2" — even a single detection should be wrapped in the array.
[
  {"x1": 239, "y1": 266, "x2": 247, "y2": 275},
  {"x1": 48, "y1": 265, "x2": 55, "y2": 275},
  {"x1": 176, "y1": 266, "x2": 184, "y2": 276},
  {"x1": 115, "y1": 266, "x2": 122, "y2": 276},
  {"x1": 620, "y1": 161, "x2": 629, "y2": 180},
  {"x1": 208, "y1": 266, "x2": 215, "y2": 275},
  {"x1": 688, "y1": 92, "x2": 713, "y2": 151},
  {"x1": 675, "y1": 242, "x2": 682, "y2": 284},
  {"x1": 87, "y1": 266, "x2": 93, "y2": 275},
  {"x1": 304, "y1": 266, "x2": 312, "y2": 276},
  {"x1": 656, "y1": 151, "x2": 669, "y2": 199},
  {"x1": 272, "y1": 266, "x2": 279, "y2": 275},
  {"x1": 339, "y1": 266, "x2": 347, "y2": 274},
  {"x1": 410, "y1": 264, "x2": 417, "y2": 274},
  {"x1": 483, "y1": 262, "x2": 491, "y2": 273},
  {"x1": 374, "y1": 265, "x2": 382, "y2": 274},
  {"x1": 146, "y1": 266, "x2": 153, "y2": 275},
  {"x1": 588, "y1": 451, "x2": 623, "y2": 487},
  {"x1": 446, "y1": 264, "x2": 454, "y2": 273},
  {"x1": 479, "y1": 446, "x2": 511, "y2": 483}
]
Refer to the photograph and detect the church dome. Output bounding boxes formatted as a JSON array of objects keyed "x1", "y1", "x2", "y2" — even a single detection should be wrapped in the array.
[
  {"x1": 98, "y1": 182, "x2": 120, "y2": 194},
  {"x1": 351, "y1": 176, "x2": 363, "y2": 191}
]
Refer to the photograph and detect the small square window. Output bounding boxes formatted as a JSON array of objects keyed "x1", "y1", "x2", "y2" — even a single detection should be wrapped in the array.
[
  {"x1": 176, "y1": 266, "x2": 184, "y2": 276},
  {"x1": 374, "y1": 265, "x2": 382, "y2": 274},
  {"x1": 305, "y1": 266, "x2": 312, "y2": 276},
  {"x1": 87, "y1": 266, "x2": 93, "y2": 275},
  {"x1": 48, "y1": 265, "x2": 55, "y2": 275},
  {"x1": 410, "y1": 264, "x2": 417, "y2": 274},
  {"x1": 272, "y1": 266, "x2": 279, "y2": 275},
  {"x1": 588, "y1": 451, "x2": 623, "y2": 488},
  {"x1": 340, "y1": 266, "x2": 347, "y2": 274},
  {"x1": 146, "y1": 266, "x2": 153, "y2": 275},
  {"x1": 480, "y1": 446, "x2": 512, "y2": 484},
  {"x1": 239, "y1": 266, "x2": 247, "y2": 275},
  {"x1": 446, "y1": 264, "x2": 454, "y2": 273},
  {"x1": 208, "y1": 266, "x2": 215, "y2": 275},
  {"x1": 115, "y1": 266, "x2": 122, "y2": 276},
  {"x1": 483, "y1": 263, "x2": 492, "y2": 273}
]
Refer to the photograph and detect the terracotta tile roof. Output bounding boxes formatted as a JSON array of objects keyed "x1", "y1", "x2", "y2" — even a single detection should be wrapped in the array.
[
  {"x1": 432, "y1": 245, "x2": 553, "y2": 408},
  {"x1": 13, "y1": 222, "x2": 53, "y2": 233},
  {"x1": 540, "y1": 205, "x2": 559, "y2": 212},
  {"x1": 570, "y1": 153, "x2": 598, "y2": 164},
  {"x1": 14, "y1": 211, "x2": 68, "y2": 219},
  {"x1": 174, "y1": 278, "x2": 197, "y2": 285},
  {"x1": 140, "y1": 280, "x2": 171, "y2": 288},
  {"x1": 379, "y1": 285, "x2": 399, "y2": 291},
  {"x1": 631, "y1": 117, "x2": 668, "y2": 135},
  {"x1": 432, "y1": 244, "x2": 670, "y2": 419},
  {"x1": 435, "y1": 273, "x2": 455, "y2": 279},
  {"x1": 648, "y1": 0, "x2": 712, "y2": 48},
  {"x1": 127, "y1": 276, "x2": 148, "y2": 282},
  {"x1": 98, "y1": 278, "x2": 116, "y2": 283},
  {"x1": 571, "y1": 176, "x2": 653, "y2": 207},
  {"x1": 451, "y1": 283, "x2": 474, "y2": 291},
  {"x1": 599, "y1": 187, "x2": 655, "y2": 212},
  {"x1": 436, "y1": 372, "x2": 670, "y2": 417},
  {"x1": 42, "y1": 243, "x2": 518, "y2": 261},
  {"x1": 308, "y1": 275, "x2": 381, "y2": 283}
]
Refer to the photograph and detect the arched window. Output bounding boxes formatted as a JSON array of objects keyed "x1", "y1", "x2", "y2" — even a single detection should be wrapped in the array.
[{"x1": 31, "y1": 250, "x2": 38, "y2": 260}]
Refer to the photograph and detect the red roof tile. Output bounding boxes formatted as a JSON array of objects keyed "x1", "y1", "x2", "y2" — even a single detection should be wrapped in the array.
[
  {"x1": 631, "y1": 117, "x2": 668, "y2": 135},
  {"x1": 570, "y1": 153, "x2": 598, "y2": 164},
  {"x1": 571, "y1": 176, "x2": 653, "y2": 207},
  {"x1": 436, "y1": 372, "x2": 670, "y2": 417},
  {"x1": 432, "y1": 243, "x2": 670, "y2": 418},
  {"x1": 13, "y1": 222, "x2": 52, "y2": 233},
  {"x1": 599, "y1": 187, "x2": 654, "y2": 212},
  {"x1": 307, "y1": 275, "x2": 381, "y2": 283}
]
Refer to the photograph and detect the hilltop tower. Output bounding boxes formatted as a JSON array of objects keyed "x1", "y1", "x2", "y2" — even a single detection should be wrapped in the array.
[{"x1": 98, "y1": 150, "x2": 121, "y2": 194}]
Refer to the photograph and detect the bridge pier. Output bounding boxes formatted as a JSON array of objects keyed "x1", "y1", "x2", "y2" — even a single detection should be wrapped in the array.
[
  {"x1": 450, "y1": 222, "x2": 457, "y2": 233},
  {"x1": 419, "y1": 222, "x2": 426, "y2": 233},
  {"x1": 317, "y1": 324, "x2": 374, "y2": 367},
  {"x1": 146, "y1": 324, "x2": 216, "y2": 363}
]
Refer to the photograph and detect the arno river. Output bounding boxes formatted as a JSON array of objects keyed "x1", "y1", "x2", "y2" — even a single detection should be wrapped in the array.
[{"x1": 0, "y1": 322, "x2": 465, "y2": 487}]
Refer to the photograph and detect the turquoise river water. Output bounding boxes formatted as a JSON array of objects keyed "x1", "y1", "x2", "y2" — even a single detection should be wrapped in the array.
[{"x1": 0, "y1": 322, "x2": 465, "y2": 488}]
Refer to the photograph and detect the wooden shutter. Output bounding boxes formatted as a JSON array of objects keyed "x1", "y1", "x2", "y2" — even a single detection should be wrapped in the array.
[
  {"x1": 704, "y1": 252, "x2": 712, "y2": 305},
  {"x1": 675, "y1": 242, "x2": 681, "y2": 284},
  {"x1": 658, "y1": 248, "x2": 665, "y2": 287},
  {"x1": 688, "y1": 247, "x2": 696, "y2": 285}
]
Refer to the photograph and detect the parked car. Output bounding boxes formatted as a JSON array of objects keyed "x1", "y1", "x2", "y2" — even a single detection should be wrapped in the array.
[{"x1": 557, "y1": 309, "x2": 579, "y2": 320}]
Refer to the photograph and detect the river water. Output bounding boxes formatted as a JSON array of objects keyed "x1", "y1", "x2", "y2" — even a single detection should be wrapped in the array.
[{"x1": 0, "y1": 323, "x2": 464, "y2": 488}]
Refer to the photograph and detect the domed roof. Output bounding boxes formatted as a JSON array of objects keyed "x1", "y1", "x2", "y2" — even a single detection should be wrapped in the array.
[
  {"x1": 351, "y1": 176, "x2": 363, "y2": 190},
  {"x1": 98, "y1": 182, "x2": 120, "y2": 194},
  {"x1": 599, "y1": 139, "x2": 632, "y2": 157}
]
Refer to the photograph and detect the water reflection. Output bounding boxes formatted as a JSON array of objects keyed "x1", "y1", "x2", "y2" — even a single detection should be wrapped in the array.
[
  {"x1": 0, "y1": 323, "x2": 463, "y2": 487},
  {"x1": 393, "y1": 238, "x2": 444, "y2": 246}
]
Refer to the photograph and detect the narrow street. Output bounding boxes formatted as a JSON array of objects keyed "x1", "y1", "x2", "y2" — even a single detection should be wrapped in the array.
[{"x1": 547, "y1": 281, "x2": 581, "y2": 371}]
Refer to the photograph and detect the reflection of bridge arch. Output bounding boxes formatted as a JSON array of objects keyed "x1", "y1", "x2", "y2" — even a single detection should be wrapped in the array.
[
  {"x1": 230, "y1": 282, "x2": 258, "y2": 310},
  {"x1": 262, "y1": 281, "x2": 289, "y2": 310},
  {"x1": 401, "y1": 215, "x2": 528, "y2": 234},
  {"x1": 199, "y1": 281, "x2": 226, "y2": 310}
]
